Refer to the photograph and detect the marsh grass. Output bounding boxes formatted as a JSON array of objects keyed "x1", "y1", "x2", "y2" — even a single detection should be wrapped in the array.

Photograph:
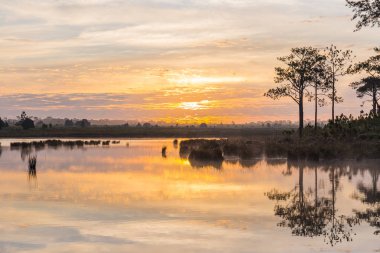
[
  {"x1": 10, "y1": 139, "x2": 120, "y2": 150},
  {"x1": 181, "y1": 126, "x2": 380, "y2": 165},
  {"x1": 180, "y1": 139, "x2": 264, "y2": 169}
]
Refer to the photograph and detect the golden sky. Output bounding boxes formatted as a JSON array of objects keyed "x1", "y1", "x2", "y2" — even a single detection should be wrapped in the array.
[{"x1": 0, "y1": 0, "x2": 378, "y2": 123}]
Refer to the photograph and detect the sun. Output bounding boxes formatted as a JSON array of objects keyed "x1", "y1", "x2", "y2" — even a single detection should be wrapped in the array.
[{"x1": 178, "y1": 100, "x2": 210, "y2": 110}]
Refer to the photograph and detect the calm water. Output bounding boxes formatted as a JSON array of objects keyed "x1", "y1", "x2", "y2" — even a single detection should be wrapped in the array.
[{"x1": 0, "y1": 138, "x2": 379, "y2": 253}]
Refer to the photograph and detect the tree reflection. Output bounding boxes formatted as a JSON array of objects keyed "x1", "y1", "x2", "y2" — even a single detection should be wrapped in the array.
[
  {"x1": 353, "y1": 162, "x2": 380, "y2": 235},
  {"x1": 28, "y1": 155, "x2": 38, "y2": 189},
  {"x1": 266, "y1": 162, "x2": 358, "y2": 246},
  {"x1": 21, "y1": 146, "x2": 32, "y2": 161},
  {"x1": 356, "y1": 166, "x2": 380, "y2": 205},
  {"x1": 323, "y1": 165, "x2": 359, "y2": 245}
]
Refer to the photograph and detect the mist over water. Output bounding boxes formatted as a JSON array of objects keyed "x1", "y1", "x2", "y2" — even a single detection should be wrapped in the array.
[{"x1": 0, "y1": 139, "x2": 378, "y2": 253}]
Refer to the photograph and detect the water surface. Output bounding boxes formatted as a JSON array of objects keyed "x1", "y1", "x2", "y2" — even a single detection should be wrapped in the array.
[{"x1": 0, "y1": 139, "x2": 379, "y2": 253}]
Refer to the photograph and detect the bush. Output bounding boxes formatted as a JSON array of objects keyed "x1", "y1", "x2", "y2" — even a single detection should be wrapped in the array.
[
  {"x1": 0, "y1": 118, "x2": 8, "y2": 129},
  {"x1": 21, "y1": 118, "x2": 35, "y2": 130}
]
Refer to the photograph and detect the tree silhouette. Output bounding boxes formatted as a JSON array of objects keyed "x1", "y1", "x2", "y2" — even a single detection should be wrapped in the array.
[
  {"x1": 75, "y1": 119, "x2": 91, "y2": 128},
  {"x1": 323, "y1": 45, "x2": 353, "y2": 123},
  {"x1": 350, "y1": 47, "x2": 380, "y2": 78},
  {"x1": 346, "y1": 0, "x2": 380, "y2": 31},
  {"x1": 350, "y1": 76, "x2": 380, "y2": 115},
  {"x1": 350, "y1": 48, "x2": 380, "y2": 116},
  {"x1": 16, "y1": 111, "x2": 35, "y2": 130},
  {"x1": 0, "y1": 117, "x2": 8, "y2": 129},
  {"x1": 265, "y1": 47, "x2": 325, "y2": 137},
  {"x1": 64, "y1": 119, "x2": 74, "y2": 127},
  {"x1": 306, "y1": 67, "x2": 330, "y2": 131}
]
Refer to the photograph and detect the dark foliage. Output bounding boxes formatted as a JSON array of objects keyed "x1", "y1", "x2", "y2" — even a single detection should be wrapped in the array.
[
  {"x1": 21, "y1": 118, "x2": 35, "y2": 130},
  {"x1": 266, "y1": 114, "x2": 380, "y2": 161},
  {"x1": 265, "y1": 47, "x2": 326, "y2": 137},
  {"x1": 0, "y1": 118, "x2": 8, "y2": 129},
  {"x1": 75, "y1": 119, "x2": 91, "y2": 128},
  {"x1": 16, "y1": 111, "x2": 35, "y2": 130},
  {"x1": 346, "y1": 0, "x2": 380, "y2": 30},
  {"x1": 64, "y1": 119, "x2": 74, "y2": 127}
]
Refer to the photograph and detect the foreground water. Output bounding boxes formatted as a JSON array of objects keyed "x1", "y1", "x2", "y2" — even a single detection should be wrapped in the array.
[{"x1": 0, "y1": 138, "x2": 378, "y2": 253}]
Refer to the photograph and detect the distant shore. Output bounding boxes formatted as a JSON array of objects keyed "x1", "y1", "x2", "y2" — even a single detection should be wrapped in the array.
[{"x1": 0, "y1": 126, "x2": 285, "y2": 139}]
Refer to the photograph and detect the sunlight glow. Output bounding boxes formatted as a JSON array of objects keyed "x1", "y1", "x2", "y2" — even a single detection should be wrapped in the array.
[
  {"x1": 169, "y1": 75, "x2": 245, "y2": 85},
  {"x1": 178, "y1": 100, "x2": 210, "y2": 110}
]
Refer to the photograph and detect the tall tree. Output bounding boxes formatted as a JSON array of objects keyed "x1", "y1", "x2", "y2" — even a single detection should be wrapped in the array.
[
  {"x1": 346, "y1": 0, "x2": 380, "y2": 30},
  {"x1": 350, "y1": 48, "x2": 380, "y2": 115},
  {"x1": 307, "y1": 69, "x2": 329, "y2": 131},
  {"x1": 265, "y1": 47, "x2": 325, "y2": 137},
  {"x1": 350, "y1": 77, "x2": 380, "y2": 115},
  {"x1": 324, "y1": 45, "x2": 353, "y2": 123}
]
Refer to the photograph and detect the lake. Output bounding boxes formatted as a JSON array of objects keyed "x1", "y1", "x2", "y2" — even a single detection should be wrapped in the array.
[{"x1": 0, "y1": 138, "x2": 379, "y2": 253}]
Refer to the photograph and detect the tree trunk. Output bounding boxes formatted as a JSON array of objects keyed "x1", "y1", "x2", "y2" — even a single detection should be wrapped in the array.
[
  {"x1": 299, "y1": 93, "x2": 304, "y2": 138},
  {"x1": 371, "y1": 170, "x2": 379, "y2": 196},
  {"x1": 315, "y1": 85, "x2": 318, "y2": 131},
  {"x1": 373, "y1": 83, "x2": 377, "y2": 116},
  {"x1": 332, "y1": 73, "x2": 335, "y2": 123}
]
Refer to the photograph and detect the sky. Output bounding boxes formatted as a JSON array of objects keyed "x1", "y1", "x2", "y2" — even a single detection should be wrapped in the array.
[{"x1": 0, "y1": 0, "x2": 378, "y2": 123}]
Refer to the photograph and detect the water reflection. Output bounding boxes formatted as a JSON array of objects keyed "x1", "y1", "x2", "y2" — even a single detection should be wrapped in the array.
[
  {"x1": 9, "y1": 139, "x2": 125, "y2": 162},
  {"x1": 354, "y1": 163, "x2": 380, "y2": 235},
  {"x1": 0, "y1": 139, "x2": 378, "y2": 252},
  {"x1": 265, "y1": 161, "x2": 379, "y2": 246},
  {"x1": 188, "y1": 158, "x2": 223, "y2": 169},
  {"x1": 173, "y1": 139, "x2": 178, "y2": 149},
  {"x1": 27, "y1": 155, "x2": 38, "y2": 189},
  {"x1": 20, "y1": 146, "x2": 32, "y2": 161},
  {"x1": 161, "y1": 146, "x2": 167, "y2": 158}
]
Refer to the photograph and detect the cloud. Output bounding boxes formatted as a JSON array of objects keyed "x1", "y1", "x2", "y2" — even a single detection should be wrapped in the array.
[
  {"x1": 0, "y1": 0, "x2": 378, "y2": 122},
  {"x1": 0, "y1": 86, "x2": 269, "y2": 122}
]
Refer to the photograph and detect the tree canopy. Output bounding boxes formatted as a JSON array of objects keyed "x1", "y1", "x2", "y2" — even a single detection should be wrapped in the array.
[
  {"x1": 350, "y1": 77, "x2": 380, "y2": 112},
  {"x1": 265, "y1": 47, "x2": 326, "y2": 137},
  {"x1": 350, "y1": 48, "x2": 380, "y2": 77},
  {"x1": 346, "y1": 0, "x2": 380, "y2": 30},
  {"x1": 265, "y1": 47, "x2": 325, "y2": 104},
  {"x1": 16, "y1": 111, "x2": 35, "y2": 130},
  {"x1": 323, "y1": 45, "x2": 353, "y2": 122}
]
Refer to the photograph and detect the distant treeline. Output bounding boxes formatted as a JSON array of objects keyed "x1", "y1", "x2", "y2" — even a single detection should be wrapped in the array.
[
  {"x1": 0, "y1": 125, "x2": 285, "y2": 138},
  {"x1": 0, "y1": 111, "x2": 305, "y2": 132}
]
